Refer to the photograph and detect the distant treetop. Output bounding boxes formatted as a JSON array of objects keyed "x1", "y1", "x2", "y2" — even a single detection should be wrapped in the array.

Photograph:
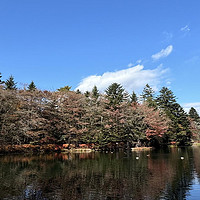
[
  {"x1": 57, "y1": 85, "x2": 71, "y2": 92},
  {"x1": 5, "y1": 75, "x2": 17, "y2": 90},
  {"x1": 28, "y1": 81, "x2": 37, "y2": 91}
]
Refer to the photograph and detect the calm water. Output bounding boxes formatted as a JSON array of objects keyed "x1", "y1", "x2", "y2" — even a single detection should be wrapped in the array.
[{"x1": 0, "y1": 147, "x2": 200, "y2": 200}]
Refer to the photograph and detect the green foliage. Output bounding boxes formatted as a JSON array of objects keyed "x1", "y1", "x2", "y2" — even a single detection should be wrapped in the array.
[
  {"x1": 84, "y1": 91, "x2": 90, "y2": 97},
  {"x1": 189, "y1": 107, "x2": 199, "y2": 121},
  {"x1": 57, "y1": 85, "x2": 71, "y2": 92},
  {"x1": 156, "y1": 87, "x2": 176, "y2": 111},
  {"x1": 105, "y1": 83, "x2": 126, "y2": 107},
  {"x1": 28, "y1": 81, "x2": 37, "y2": 91},
  {"x1": 0, "y1": 73, "x2": 4, "y2": 85},
  {"x1": 141, "y1": 84, "x2": 156, "y2": 107},
  {"x1": 92, "y1": 85, "x2": 99, "y2": 99},
  {"x1": 130, "y1": 90, "x2": 137, "y2": 103},
  {"x1": 170, "y1": 103, "x2": 191, "y2": 145},
  {"x1": 0, "y1": 79, "x2": 194, "y2": 149},
  {"x1": 157, "y1": 87, "x2": 192, "y2": 146},
  {"x1": 76, "y1": 89, "x2": 81, "y2": 94},
  {"x1": 4, "y1": 75, "x2": 17, "y2": 90},
  {"x1": 141, "y1": 84, "x2": 154, "y2": 100},
  {"x1": 189, "y1": 107, "x2": 200, "y2": 142}
]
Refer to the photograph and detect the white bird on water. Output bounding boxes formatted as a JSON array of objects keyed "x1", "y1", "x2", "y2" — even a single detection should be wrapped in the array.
[
  {"x1": 181, "y1": 156, "x2": 184, "y2": 160},
  {"x1": 136, "y1": 156, "x2": 139, "y2": 160}
]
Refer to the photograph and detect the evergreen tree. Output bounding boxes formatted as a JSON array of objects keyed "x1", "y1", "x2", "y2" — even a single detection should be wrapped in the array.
[
  {"x1": 130, "y1": 90, "x2": 137, "y2": 103},
  {"x1": 57, "y1": 85, "x2": 71, "y2": 92},
  {"x1": 84, "y1": 91, "x2": 90, "y2": 97},
  {"x1": 28, "y1": 81, "x2": 37, "y2": 91},
  {"x1": 76, "y1": 89, "x2": 81, "y2": 94},
  {"x1": 141, "y1": 84, "x2": 154, "y2": 100},
  {"x1": 189, "y1": 107, "x2": 199, "y2": 121},
  {"x1": 157, "y1": 87, "x2": 192, "y2": 145},
  {"x1": 156, "y1": 87, "x2": 176, "y2": 111},
  {"x1": 92, "y1": 85, "x2": 99, "y2": 99},
  {"x1": 141, "y1": 84, "x2": 156, "y2": 107},
  {"x1": 5, "y1": 75, "x2": 17, "y2": 90},
  {"x1": 0, "y1": 73, "x2": 4, "y2": 85},
  {"x1": 169, "y1": 103, "x2": 192, "y2": 146},
  {"x1": 189, "y1": 107, "x2": 200, "y2": 142},
  {"x1": 105, "y1": 83, "x2": 126, "y2": 106}
]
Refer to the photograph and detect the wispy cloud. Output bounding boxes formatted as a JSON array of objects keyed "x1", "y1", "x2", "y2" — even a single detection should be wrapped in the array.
[
  {"x1": 136, "y1": 59, "x2": 142, "y2": 64},
  {"x1": 182, "y1": 102, "x2": 200, "y2": 114},
  {"x1": 152, "y1": 45, "x2": 173, "y2": 61},
  {"x1": 162, "y1": 31, "x2": 173, "y2": 43},
  {"x1": 180, "y1": 25, "x2": 190, "y2": 37},
  {"x1": 180, "y1": 25, "x2": 190, "y2": 32},
  {"x1": 128, "y1": 59, "x2": 142, "y2": 68},
  {"x1": 127, "y1": 63, "x2": 134, "y2": 68},
  {"x1": 75, "y1": 65, "x2": 168, "y2": 93}
]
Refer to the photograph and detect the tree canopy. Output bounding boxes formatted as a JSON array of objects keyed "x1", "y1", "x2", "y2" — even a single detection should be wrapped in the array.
[
  {"x1": 5, "y1": 75, "x2": 17, "y2": 90},
  {"x1": 189, "y1": 107, "x2": 199, "y2": 121},
  {"x1": 105, "y1": 83, "x2": 127, "y2": 107},
  {"x1": 0, "y1": 73, "x2": 197, "y2": 150},
  {"x1": 28, "y1": 81, "x2": 37, "y2": 91}
]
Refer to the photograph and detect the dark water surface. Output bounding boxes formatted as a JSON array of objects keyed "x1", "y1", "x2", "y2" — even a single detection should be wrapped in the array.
[{"x1": 1, "y1": 147, "x2": 200, "y2": 200}]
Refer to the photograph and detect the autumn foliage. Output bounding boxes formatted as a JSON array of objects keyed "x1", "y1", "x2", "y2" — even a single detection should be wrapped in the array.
[{"x1": 0, "y1": 81, "x2": 196, "y2": 151}]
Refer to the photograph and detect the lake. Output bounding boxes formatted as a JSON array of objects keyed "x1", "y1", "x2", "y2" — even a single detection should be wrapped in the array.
[{"x1": 0, "y1": 146, "x2": 200, "y2": 200}]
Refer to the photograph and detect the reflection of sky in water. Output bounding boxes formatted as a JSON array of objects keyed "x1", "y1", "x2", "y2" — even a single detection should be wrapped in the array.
[
  {"x1": 1, "y1": 148, "x2": 200, "y2": 199},
  {"x1": 187, "y1": 172, "x2": 200, "y2": 200},
  {"x1": 24, "y1": 184, "x2": 45, "y2": 200}
]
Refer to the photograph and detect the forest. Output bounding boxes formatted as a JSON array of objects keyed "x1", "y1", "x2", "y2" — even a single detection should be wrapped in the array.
[{"x1": 0, "y1": 73, "x2": 200, "y2": 152}]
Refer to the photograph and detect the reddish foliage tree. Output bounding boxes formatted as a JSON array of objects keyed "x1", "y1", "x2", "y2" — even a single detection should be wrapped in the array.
[{"x1": 138, "y1": 104, "x2": 170, "y2": 146}]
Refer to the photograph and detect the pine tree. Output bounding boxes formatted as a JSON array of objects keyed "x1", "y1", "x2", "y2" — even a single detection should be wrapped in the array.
[
  {"x1": 5, "y1": 75, "x2": 17, "y2": 90},
  {"x1": 170, "y1": 103, "x2": 192, "y2": 145},
  {"x1": 141, "y1": 84, "x2": 156, "y2": 107},
  {"x1": 156, "y1": 87, "x2": 176, "y2": 111},
  {"x1": 157, "y1": 87, "x2": 192, "y2": 145},
  {"x1": 28, "y1": 81, "x2": 37, "y2": 91},
  {"x1": 0, "y1": 73, "x2": 4, "y2": 85},
  {"x1": 105, "y1": 83, "x2": 126, "y2": 106},
  {"x1": 57, "y1": 85, "x2": 71, "y2": 92},
  {"x1": 76, "y1": 89, "x2": 81, "y2": 94},
  {"x1": 130, "y1": 90, "x2": 137, "y2": 103},
  {"x1": 84, "y1": 91, "x2": 90, "y2": 97},
  {"x1": 92, "y1": 85, "x2": 99, "y2": 99},
  {"x1": 189, "y1": 107, "x2": 199, "y2": 121},
  {"x1": 141, "y1": 84, "x2": 154, "y2": 100},
  {"x1": 189, "y1": 107, "x2": 200, "y2": 142}
]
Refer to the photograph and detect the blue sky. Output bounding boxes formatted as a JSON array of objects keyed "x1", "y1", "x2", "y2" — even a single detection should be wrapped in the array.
[{"x1": 0, "y1": 0, "x2": 200, "y2": 112}]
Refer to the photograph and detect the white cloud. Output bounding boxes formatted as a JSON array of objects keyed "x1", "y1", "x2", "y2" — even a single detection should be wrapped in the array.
[
  {"x1": 166, "y1": 81, "x2": 171, "y2": 86},
  {"x1": 127, "y1": 63, "x2": 134, "y2": 68},
  {"x1": 128, "y1": 60, "x2": 142, "y2": 68},
  {"x1": 152, "y1": 45, "x2": 173, "y2": 61},
  {"x1": 136, "y1": 59, "x2": 142, "y2": 64},
  {"x1": 75, "y1": 64, "x2": 168, "y2": 93},
  {"x1": 180, "y1": 25, "x2": 190, "y2": 32},
  {"x1": 182, "y1": 102, "x2": 200, "y2": 114}
]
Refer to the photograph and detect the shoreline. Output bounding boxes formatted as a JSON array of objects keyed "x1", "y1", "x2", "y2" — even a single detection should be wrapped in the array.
[{"x1": 0, "y1": 143, "x2": 198, "y2": 155}]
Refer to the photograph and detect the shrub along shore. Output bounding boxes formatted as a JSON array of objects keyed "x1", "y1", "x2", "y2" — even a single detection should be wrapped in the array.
[{"x1": 0, "y1": 74, "x2": 200, "y2": 154}]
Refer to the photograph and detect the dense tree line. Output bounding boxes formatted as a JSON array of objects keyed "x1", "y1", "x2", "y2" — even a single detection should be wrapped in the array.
[{"x1": 0, "y1": 73, "x2": 199, "y2": 149}]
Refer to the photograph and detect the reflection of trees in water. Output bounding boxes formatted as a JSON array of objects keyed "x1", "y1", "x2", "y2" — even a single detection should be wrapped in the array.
[
  {"x1": 160, "y1": 148, "x2": 194, "y2": 200},
  {"x1": 192, "y1": 146, "x2": 200, "y2": 183},
  {"x1": 0, "y1": 149, "x2": 197, "y2": 200}
]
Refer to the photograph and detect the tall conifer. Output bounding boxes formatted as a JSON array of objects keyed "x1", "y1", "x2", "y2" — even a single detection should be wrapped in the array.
[{"x1": 5, "y1": 75, "x2": 17, "y2": 90}]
